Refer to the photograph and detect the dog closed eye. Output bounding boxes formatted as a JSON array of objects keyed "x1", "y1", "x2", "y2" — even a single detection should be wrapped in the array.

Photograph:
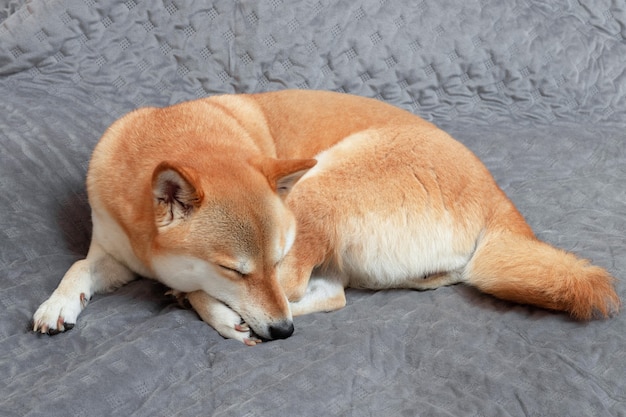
[{"x1": 218, "y1": 265, "x2": 248, "y2": 278}]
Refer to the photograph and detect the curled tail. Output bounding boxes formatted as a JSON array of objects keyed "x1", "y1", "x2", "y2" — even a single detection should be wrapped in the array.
[{"x1": 465, "y1": 229, "x2": 620, "y2": 319}]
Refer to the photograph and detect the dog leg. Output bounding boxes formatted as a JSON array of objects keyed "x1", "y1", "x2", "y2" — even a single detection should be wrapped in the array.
[
  {"x1": 186, "y1": 290, "x2": 262, "y2": 346},
  {"x1": 277, "y1": 223, "x2": 331, "y2": 303},
  {"x1": 33, "y1": 241, "x2": 136, "y2": 334},
  {"x1": 289, "y1": 274, "x2": 347, "y2": 317},
  {"x1": 403, "y1": 270, "x2": 465, "y2": 291}
]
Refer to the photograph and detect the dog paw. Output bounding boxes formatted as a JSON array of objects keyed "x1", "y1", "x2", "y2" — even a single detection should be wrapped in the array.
[
  {"x1": 32, "y1": 292, "x2": 88, "y2": 335},
  {"x1": 214, "y1": 315, "x2": 262, "y2": 346},
  {"x1": 186, "y1": 290, "x2": 262, "y2": 346}
]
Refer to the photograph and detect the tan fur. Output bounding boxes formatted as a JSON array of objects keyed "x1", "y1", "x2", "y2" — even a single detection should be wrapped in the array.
[{"x1": 33, "y1": 90, "x2": 619, "y2": 343}]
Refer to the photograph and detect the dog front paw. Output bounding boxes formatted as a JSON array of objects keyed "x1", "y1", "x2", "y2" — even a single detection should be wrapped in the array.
[
  {"x1": 211, "y1": 311, "x2": 262, "y2": 346},
  {"x1": 235, "y1": 321, "x2": 263, "y2": 346},
  {"x1": 32, "y1": 292, "x2": 88, "y2": 335},
  {"x1": 185, "y1": 290, "x2": 262, "y2": 346}
]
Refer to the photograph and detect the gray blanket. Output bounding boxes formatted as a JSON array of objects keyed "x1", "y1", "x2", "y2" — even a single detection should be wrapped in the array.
[{"x1": 1, "y1": 0, "x2": 625, "y2": 416}]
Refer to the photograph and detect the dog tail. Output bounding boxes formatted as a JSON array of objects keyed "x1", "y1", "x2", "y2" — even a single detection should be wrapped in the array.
[{"x1": 464, "y1": 217, "x2": 620, "y2": 319}]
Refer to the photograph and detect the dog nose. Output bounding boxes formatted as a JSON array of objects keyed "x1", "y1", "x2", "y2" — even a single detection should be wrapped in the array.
[{"x1": 268, "y1": 321, "x2": 294, "y2": 340}]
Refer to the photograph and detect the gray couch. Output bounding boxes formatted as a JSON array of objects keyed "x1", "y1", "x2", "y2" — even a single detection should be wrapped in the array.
[{"x1": 1, "y1": 1, "x2": 625, "y2": 415}]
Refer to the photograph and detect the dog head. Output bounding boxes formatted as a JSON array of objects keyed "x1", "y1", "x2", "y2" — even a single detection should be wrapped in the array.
[{"x1": 150, "y1": 156, "x2": 316, "y2": 340}]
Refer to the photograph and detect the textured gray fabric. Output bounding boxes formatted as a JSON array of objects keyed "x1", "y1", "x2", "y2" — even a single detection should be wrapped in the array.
[
  {"x1": 1, "y1": 0, "x2": 625, "y2": 416},
  {"x1": 0, "y1": 0, "x2": 25, "y2": 23}
]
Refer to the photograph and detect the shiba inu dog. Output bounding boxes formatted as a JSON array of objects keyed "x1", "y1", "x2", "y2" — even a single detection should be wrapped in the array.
[{"x1": 33, "y1": 90, "x2": 620, "y2": 345}]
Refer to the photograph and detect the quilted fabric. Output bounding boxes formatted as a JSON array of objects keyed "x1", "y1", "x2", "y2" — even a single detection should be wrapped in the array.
[{"x1": 1, "y1": 0, "x2": 625, "y2": 416}]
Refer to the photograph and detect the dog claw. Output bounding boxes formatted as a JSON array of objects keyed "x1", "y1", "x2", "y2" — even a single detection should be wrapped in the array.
[
  {"x1": 244, "y1": 338, "x2": 262, "y2": 346},
  {"x1": 32, "y1": 317, "x2": 75, "y2": 335},
  {"x1": 234, "y1": 323, "x2": 250, "y2": 332},
  {"x1": 79, "y1": 293, "x2": 88, "y2": 308},
  {"x1": 35, "y1": 321, "x2": 55, "y2": 335}
]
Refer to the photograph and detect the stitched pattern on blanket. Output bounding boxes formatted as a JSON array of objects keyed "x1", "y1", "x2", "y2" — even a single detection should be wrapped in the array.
[
  {"x1": 1, "y1": 0, "x2": 625, "y2": 125},
  {"x1": 1, "y1": 1, "x2": 625, "y2": 416}
]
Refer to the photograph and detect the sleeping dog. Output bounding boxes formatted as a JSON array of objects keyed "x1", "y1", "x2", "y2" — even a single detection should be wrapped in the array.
[{"x1": 33, "y1": 90, "x2": 620, "y2": 344}]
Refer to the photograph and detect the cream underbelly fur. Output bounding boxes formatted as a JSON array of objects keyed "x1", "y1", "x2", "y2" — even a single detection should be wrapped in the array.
[
  {"x1": 298, "y1": 129, "x2": 475, "y2": 290},
  {"x1": 32, "y1": 90, "x2": 619, "y2": 345}
]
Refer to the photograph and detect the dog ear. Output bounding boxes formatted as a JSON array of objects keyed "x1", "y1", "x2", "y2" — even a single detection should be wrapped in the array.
[
  {"x1": 260, "y1": 158, "x2": 317, "y2": 197},
  {"x1": 152, "y1": 162, "x2": 204, "y2": 228}
]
